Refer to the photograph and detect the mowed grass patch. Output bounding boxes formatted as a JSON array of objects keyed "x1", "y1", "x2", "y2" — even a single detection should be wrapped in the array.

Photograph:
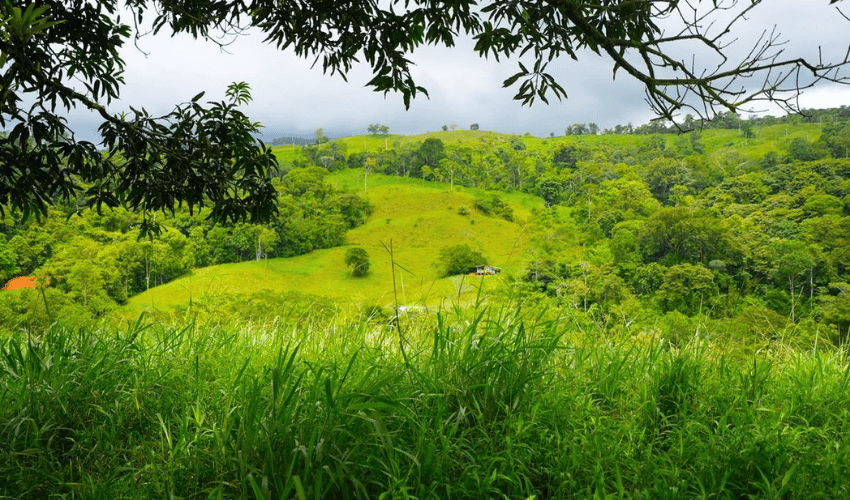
[
  {"x1": 351, "y1": 186, "x2": 523, "y2": 248},
  {"x1": 117, "y1": 248, "x2": 463, "y2": 319},
  {"x1": 702, "y1": 123, "x2": 822, "y2": 162}
]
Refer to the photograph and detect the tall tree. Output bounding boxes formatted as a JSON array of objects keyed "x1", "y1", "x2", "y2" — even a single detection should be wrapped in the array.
[
  {"x1": 771, "y1": 239, "x2": 816, "y2": 322},
  {"x1": 437, "y1": 244, "x2": 486, "y2": 277},
  {"x1": 252, "y1": 226, "x2": 278, "y2": 261},
  {"x1": 0, "y1": 234, "x2": 19, "y2": 284},
  {"x1": 314, "y1": 128, "x2": 329, "y2": 144},
  {"x1": 415, "y1": 138, "x2": 446, "y2": 177}
]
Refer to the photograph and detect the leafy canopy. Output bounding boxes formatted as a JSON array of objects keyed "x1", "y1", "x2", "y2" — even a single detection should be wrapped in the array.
[
  {"x1": 438, "y1": 244, "x2": 486, "y2": 277},
  {"x1": 1, "y1": 0, "x2": 848, "y2": 234},
  {"x1": 344, "y1": 247, "x2": 370, "y2": 277}
]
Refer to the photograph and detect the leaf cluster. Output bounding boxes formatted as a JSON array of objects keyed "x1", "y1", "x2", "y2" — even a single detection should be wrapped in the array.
[
  {"x1": 437, "y1": 243, "x2": 486, "y2": 277},
  {"x1": 344, "y1": 247, "x2": 370, "y2": 277},
  {"x1": 2, "y1": 0, "x2": 848, "y2": 232}
]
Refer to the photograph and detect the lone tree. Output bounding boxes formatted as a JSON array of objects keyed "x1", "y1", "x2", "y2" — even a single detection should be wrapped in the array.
[
  {"x1": 437, "y1": 244, "x2": 486, "y2": 277},
  {"x1": 344, "y1": 247, "x2": 370, "y2": 277},
  {"x1": 367, "y1": 124, "x2": 390, "y2": 135},
  {"x1": 314, "y1": 128, "x2": 329, "y2": 144},
  {"x1": 1, "y1": 0, "x2": 848, "y2": 234}
]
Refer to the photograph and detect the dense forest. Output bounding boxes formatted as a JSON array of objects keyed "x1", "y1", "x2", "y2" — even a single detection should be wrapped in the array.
[
  {"x1": 2, "y1": 110, "x2": 850, "y2": 345},
  {"x1": 290, "y1": 111, "x2": 850, "y2": 345},
  {"x1": 0, "y1": 168, "x2": 372, "y2": 326}
]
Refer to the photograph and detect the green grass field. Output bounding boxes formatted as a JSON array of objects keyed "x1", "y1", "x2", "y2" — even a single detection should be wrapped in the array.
[{"x1": 118, "y1": 172, "x2": 542, "y2": 321}]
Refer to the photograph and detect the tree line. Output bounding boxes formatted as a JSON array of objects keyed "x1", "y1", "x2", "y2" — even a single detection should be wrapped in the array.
[
  {"x1": 0, "y1": 169, "x2": 371, "y2": 326},
  {"x1": 291, "y1": 113, "x2": 850, "y2": 343}
]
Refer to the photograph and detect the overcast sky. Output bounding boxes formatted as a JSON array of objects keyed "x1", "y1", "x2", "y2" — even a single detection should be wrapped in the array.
[{"x1": 64, "y1": 0, "x2": 850, "y2": 143}]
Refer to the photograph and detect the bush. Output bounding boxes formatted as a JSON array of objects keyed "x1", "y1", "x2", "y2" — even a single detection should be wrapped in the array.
[
  {"x1": 787, "y1": 137, "x2": 828, "y2": 162},
  {"x1": 437, "y1": 244, "x2": 486, "y2": 277},
  {"x1": 362, "y1": 304, "x2": 390, "y2": 322},
  {"x1": 345, "y1": 247, "x2": 370, "y2": 277},
  {"x1": 473, "y1": 195, "x2": 513, "y2": 221}
]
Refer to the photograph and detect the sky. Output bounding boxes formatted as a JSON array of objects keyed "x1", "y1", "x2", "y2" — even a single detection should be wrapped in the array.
[{"x1": 63, "y1": 0, "x2": 850, "y2": 143}]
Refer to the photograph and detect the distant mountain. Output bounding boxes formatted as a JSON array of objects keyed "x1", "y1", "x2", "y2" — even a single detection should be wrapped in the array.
[{"x1": 265, "y1": 136, "x2": 315, "y2": 146}]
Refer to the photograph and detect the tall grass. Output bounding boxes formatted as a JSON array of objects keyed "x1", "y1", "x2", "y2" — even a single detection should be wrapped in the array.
[{"x1": 2, "y1": 307, "x2": 850, "y2": 498}]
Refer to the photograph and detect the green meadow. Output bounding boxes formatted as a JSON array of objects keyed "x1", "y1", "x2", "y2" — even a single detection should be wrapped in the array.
[{"x1": 119, "y1": 171, "x2": 542, "y2": 321}]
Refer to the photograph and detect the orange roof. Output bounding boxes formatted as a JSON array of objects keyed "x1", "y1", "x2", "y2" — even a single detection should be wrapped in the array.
[{"x1": 2, "y1": 275, "x2": 51, "y2": 291}]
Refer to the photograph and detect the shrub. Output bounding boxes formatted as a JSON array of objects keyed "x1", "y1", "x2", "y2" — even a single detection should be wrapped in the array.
[
  {"x1": 437, "y1": 244, "x2": 486, "y2": 277},
  {"x1": 473, "y1": 195, "x2": 513, "y2": 221},
  {"x1": 344, "y1": 247, "x2": 370, "y2": 277}
]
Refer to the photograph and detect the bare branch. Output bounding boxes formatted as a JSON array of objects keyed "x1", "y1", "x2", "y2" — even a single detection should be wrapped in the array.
[{"x1": 564, "y1": 0, "x2": 850, "y2": 121}]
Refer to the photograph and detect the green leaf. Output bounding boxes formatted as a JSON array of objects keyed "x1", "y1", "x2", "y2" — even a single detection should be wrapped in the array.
[
  {"x1": 292, "y1": 476, "x2": 307, "y2": 500},
  {"x1": 502, "y1": 72, "x2": 524, "y2": 88}
]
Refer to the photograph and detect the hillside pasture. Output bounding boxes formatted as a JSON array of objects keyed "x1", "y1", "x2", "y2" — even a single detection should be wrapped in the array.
[{"x1": 120, "y1": 175, "x2": 538, "y2": 320}]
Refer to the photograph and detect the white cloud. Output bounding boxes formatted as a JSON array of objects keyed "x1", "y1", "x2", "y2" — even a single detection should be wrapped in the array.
[{"x1": 56, "y1": 0, "x2": 850, "y2": 143}]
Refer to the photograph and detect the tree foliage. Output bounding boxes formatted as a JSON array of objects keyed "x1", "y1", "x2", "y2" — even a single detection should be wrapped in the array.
[
  {"x1": 1, "y1": 2, "x2": 278, "y2": 235},
  {"x1": 367, "y1": 124, "x2": 389, "y2": 135},
  {"x1": 2, "y1": 0, "x2": 848, "y2": 234},
  {"x1": 474, "y1": 194, "x2": 514, "y2": 222},
  {"x1": 314, "y1": 128, "x2": 329, "y2": 144},
  {"x1": 437, "y1": 244, "x2": 486, "y2": 277},
  {"x1": 344, "y1": 247, "x2": 370, "y2": 277}
]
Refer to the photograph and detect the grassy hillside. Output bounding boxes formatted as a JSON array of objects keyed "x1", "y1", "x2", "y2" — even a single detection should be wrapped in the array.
[
  {"x1": 118, "y1": 172, "x2": 543, "y2": 320},
  {"x1": 273, "y1": 123, "x2": 823, "y2": 166},
  {"x1": 118, "y1": 122, "x2": 830, "y2": 322},
  {"x1": 6, "y1": 120, "x2": 850, "y2": 498}
]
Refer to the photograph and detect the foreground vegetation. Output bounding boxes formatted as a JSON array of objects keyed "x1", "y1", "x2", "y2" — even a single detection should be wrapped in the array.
[
  {"x1": 3, "y1": 307, "x2": 850, "y2": 498},
  {"x1": 3, "y1": 112, "x2": 850, "y2": 497}
]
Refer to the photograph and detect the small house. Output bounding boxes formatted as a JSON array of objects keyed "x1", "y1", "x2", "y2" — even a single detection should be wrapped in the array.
[{"x1": 473, "y1": 265, "x2": 502, "y2": 276}]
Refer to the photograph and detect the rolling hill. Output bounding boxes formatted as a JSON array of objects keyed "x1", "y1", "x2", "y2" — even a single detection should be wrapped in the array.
[{"x1": 117, "y1": 171, "x2": 544, "y2": 320}]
